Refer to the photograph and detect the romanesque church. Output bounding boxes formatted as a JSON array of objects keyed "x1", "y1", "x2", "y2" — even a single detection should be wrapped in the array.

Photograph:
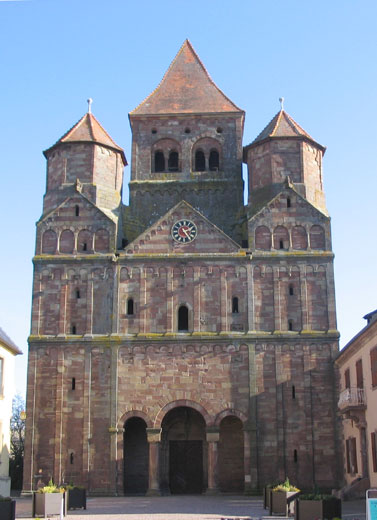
[{"x1": 24, "y1": 40, "x2": 341, "y2": 495}]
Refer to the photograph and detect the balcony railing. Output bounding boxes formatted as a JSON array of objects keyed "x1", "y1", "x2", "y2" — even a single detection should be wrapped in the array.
[{"x1": 338, "y1": 387, "x2": 366, "y2": 409}]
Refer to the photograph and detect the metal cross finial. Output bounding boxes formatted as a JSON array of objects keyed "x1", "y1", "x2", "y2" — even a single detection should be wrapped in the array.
[
  {"x1": 279, "y1": 97, "x2": 284, "y2": 111},
  {"x1": 87, "y1": 98, "x2": 93, "y2": 113}
]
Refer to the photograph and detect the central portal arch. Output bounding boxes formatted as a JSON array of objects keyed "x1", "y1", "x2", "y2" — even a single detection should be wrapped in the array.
[{"x1": 160, "y1": 406, "x2": 206, "y2": 494}]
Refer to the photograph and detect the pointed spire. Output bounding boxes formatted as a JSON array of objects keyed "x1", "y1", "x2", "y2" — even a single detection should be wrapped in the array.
[
  {"x1": 248, "y1": 109, "x2": 325, "y2": 151},
  {"x1": 44, "y1": 111, "x2": 127, "y2": 164},
  {"x1": 131, "y1": 39, "x2": 243, "y2": 115}
]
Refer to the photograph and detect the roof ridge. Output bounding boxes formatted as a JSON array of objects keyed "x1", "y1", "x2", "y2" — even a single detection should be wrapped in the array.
[
  {"x1": 270, "y1": 110, "x2": 283, "y2": 137},
  {"x1": 44, "y1": 111, "x2": 127, "y2": 164},
  {"x1": 130, "y1": 39, "x2": 243, "y2": 115},
  {"x1": 129, "y1": 41, "x2": 188, "y2": 115},
  {"x1": 86, "y1": 113, "x2": 96, "y2": 141},
  {"x1": 183, "y1": 39, "x2": 242, "y2": 113}
]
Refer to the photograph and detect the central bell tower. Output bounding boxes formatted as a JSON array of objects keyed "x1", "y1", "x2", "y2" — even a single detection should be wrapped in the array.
[{"x1": 127, "y1": 40, "x2": 245, "y2": 243}]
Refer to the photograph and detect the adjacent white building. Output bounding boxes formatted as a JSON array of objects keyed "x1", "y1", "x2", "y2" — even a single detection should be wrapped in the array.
[
  {"x1": 336, "y1": 310, "x2": 377, "y2": 494},
  {"x1": 0, "y1": 328, "x2": 22, "y2": 496}
]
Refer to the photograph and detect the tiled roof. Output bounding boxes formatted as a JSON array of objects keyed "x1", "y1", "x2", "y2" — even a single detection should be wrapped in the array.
[
  {"x1": 130, "y1": 39, "x2": 243, "y2": 115},
  {"x1": 0, "y1": 327, "x2": 22, "y2": 355},
  {"x1": 248, "y1": 110, "x2": 325, "y2": 150},
  {"x1": 44, "y1": 112, "x2": 127, "y2": 163}
]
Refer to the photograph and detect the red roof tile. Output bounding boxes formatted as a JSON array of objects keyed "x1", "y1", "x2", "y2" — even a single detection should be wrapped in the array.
[
  {"x1": 131, "y1": 40, "x2": 243, "y2": 115},
  {"x1": 45, "y1": 112, "x2": 127, "y2": 163},
  {"x1": 249, "y1": 110, "x2": 325, "y2": 150}
]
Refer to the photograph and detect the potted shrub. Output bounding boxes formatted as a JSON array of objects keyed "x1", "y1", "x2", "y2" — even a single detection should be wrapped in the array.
[
  {"x1": 295, "y1": 493, "x2": 341, "y2": 520},
  {"x1": 0, "y1": 497, "x2": 16, "y2": 520},
  {"x1": 270, "y1": 478, "x2": 300, "y2": 516},
  {"x1": 32, "y1": 480, "x2": 66, "y2": 518},
  {"x1": 66, "y1": 484, "x2": 86, "y2": 510}
]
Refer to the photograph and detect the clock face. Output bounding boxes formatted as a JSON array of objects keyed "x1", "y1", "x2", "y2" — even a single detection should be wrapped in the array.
[{"x1": 171, "y1": 219, "x2": 197, "y2": 243}]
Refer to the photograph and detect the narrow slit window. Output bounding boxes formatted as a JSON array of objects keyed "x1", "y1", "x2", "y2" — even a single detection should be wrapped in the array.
[
  {"x1": 178, "y1": 305, "x2": 189, "y2": 331},
  {"x1": 168, "y1": 151, "x2": 179, "y2": 171},
  {"x1": 70, "y1": 452, "x2": 74, "y2": 465},
  {"x1": 72, "y1": 377, "x2": 76, "y2": 390},
  {"x1": 294, "y1": 449, "x2": 298, "y2": 463},
  {"x1": 75, "y1": 205, "x2": 80, "y2": 216},
  {"x1": 155, "y1": 151, "x2": 165, "y2": 172},
  {"x1": 83, "y1": 242, "x2": 87, "y2": 252},
  {"x1": 76, "y1": 289, "x2": 81, "y2": 299},
  {"x1": 71, "y1": 324, "x2": 77, "y2": 335},
  {"x1": 288, "y1": 319, "x2": 293, "y2": 331},
  {"x1": 195, "y1": 150, "x2": 205, "y2": 171},
  {"x1": 127, "y1": 298, "x2": 134, "y2": 316},
  {"x1": 289, "y1": 285, "x2": 294, "y2": 296},
  {"x1": 209, "y1": 149, "x2": 219, "y2": 171},
  {"x1": 279, "y1": 240, "x2": 284, "y2": 249},
  {"x1": 287, "y1": 198, "x2": 291, "y2": 208},
  {"x1": 292, "y1": 385, "x2": 296, "y2": 399},
  {"x1": 232, "y1": 297, "x2": 239, "y2": 314}
]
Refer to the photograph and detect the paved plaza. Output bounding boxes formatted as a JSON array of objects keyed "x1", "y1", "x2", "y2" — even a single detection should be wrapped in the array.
[{"x1": 13, "y1": 494, "x2": 367, "y2": 520}]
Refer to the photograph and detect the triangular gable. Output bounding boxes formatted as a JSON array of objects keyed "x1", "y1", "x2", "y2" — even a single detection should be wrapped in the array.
[
  {"x1": 130, "y1": 40, "x2": 243, "y2": 115},
  {"x1": 38, "y1": 191, "x2": 117, "y2": 226},
  {"x1": 125, "y1": 201, "x2": 240, "y2": 254},
  {"x1": 248, "y1": 185, "x2": 329, "y2": 225}
]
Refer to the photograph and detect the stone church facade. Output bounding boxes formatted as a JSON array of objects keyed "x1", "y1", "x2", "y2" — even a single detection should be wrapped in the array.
[{"x1": 24, "y1": 40, "x2": 341, "y2": 495}]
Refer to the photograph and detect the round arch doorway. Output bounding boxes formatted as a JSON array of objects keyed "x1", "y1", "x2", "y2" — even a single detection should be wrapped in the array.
[
  {"x1": 123, "y1": 417, "x2": 148, "y2": 495},
  {"x1": 160, "y1": 406, "x2": 206, "y2": 494}
]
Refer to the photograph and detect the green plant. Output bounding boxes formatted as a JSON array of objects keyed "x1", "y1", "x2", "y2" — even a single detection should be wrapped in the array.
[
  {"x1": 65, "y1": 483, "x2": 85, "y2": 490},
  {"x1": 273, "y1": 478, "x2": 300, "y2": 492},
  {"x1": 299, "y1": 493, "x2": 338, "y2": 501},
  {"x1": 37, "y1": 479, "x2": 65, "y2": 494}
]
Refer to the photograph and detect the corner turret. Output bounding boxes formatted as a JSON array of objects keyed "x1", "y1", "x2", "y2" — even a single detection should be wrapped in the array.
[
  {"x1": 42, "y1": 106, "x2": 127, "y2": 216},
  {"x1": 244, "y1": 109, "x2": 327, "y2": 215}
]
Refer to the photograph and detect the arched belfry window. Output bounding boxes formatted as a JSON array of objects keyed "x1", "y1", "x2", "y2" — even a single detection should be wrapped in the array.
[
  {"x1": 195, "y1": 150, "x2": 205, "y2": 171},
  {"x1": 168, "y1": 151, "x2": 179, "y2": 171},
  {"x1": 154, "y1": 151, "x2": 165, "y2": 172},
  {"x1": 232, "y1": 297, "x2": 239, "y2": 314},
  {"x1": 178, "y1": 305, "x2": 189, "y2": 331},
  {"x1": 209, "y1": 149, "x2": 219, "y2": 171}
]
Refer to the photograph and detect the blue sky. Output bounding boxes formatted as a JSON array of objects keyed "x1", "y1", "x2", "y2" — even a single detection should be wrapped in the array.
[{"x1": 1, "y1": 0, "x2": 377, "y2": 397}]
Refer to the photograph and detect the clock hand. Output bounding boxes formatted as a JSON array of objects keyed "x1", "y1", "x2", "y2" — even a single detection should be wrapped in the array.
[{"x1": 182, "y1": 227, "x2": 190, "y2": 237}]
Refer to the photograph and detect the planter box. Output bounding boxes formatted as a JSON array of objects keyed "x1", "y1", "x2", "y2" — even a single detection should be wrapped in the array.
[
  {"x1": 67, "y1": 487, "x2": 86, "y2": 510},
  {"x1": 264, "y1": 486, "x2": 273, "y2": 509},
  {"x1": 0, "y1": 500, "x2": 16, "y2": 520},
  {"x1": 295, "y1": 497, "x2": 341, "y2": 520},
  {"x1": 270, "y1": 490, "x2": 300, "y2": 516},
  {"x1": 32, "y1": 492, "x2": 66, "y2": 517}
]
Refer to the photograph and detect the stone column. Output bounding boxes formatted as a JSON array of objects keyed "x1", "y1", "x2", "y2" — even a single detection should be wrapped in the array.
[
  {"x1": 146, "y1": 428, "x2": 162, "y2": 496},
  {"x1": 243, "y1": 426, "x2": 253, "y2": 493},
  {"x1": 220, "y1": 269, "x2": 227, "y2": 332},
  {"x1": 206, "y1": 428, "x2": 220, "y2": 494}
]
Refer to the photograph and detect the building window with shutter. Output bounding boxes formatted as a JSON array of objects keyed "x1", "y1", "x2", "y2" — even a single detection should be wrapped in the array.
[
  {"x1": 371, "y1": 346, "x2": 377, "y2": 387},
  {"x1": 346, "y1": 437, "x2": 358, "y2": 474},
  {"x1": 371, "y1": 431, "x2": 377, "y2": 473},
  {"x1": 356, "y1": 359, "x2": 363, "y2": 388},
  {"x1": 345, "y1": 368, "x2": 351, "y2": 389}
]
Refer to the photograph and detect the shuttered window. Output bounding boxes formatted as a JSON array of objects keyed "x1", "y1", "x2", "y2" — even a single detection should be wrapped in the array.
[
  {"x1": 371, "y1": 347, "x2": 377, "y2": 387},
  {"x1": 371, "y1": 432, "x2": 377, "y2": 473},
  {"x1": 345, "y1": 368, "x2": 350, "y2": 389},
  {"x1": 346, "y1": 437, "x2": 358, "y2": 473},
  {"x1": 356, "y1": 359, "x2": 363, "y2": 388}
]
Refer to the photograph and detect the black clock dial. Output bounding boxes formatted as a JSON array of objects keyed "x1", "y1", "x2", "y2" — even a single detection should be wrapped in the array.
[{"x1": 171, "y1": 219, "x2": 197, "y2": 243}]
